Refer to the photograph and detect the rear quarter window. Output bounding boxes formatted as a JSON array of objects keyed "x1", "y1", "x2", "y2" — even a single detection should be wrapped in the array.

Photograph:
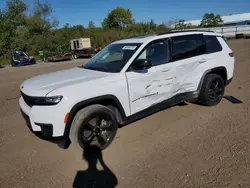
[{"x1": 205, "y1": 35, "x2": 223, "y2": 54}]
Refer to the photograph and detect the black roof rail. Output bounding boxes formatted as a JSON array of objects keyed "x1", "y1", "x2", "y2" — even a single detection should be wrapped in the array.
[{"x1": 158, "y1": 30, "x2": 214, "y2": 35}]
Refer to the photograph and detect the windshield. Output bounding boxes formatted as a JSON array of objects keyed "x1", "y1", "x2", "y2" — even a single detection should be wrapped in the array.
[{"x1": 82, "y1": 43, "x2": 142, "y2": 73}]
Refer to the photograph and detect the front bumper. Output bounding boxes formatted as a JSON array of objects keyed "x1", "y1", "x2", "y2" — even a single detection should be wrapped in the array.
[
  {"x1": 21, "y1": 109, "x2": 54, "y2": 139},
  {"x1": 20, "y1": 109, "x2": 71, "y2": 149},
  {"x1": 19, "y1": 96, "x2": 69, "y2": 138}
]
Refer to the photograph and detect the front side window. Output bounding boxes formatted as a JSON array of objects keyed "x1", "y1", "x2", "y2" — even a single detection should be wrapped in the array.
[
  {"x1": 135, "y1": 40, "x2": 169, "y2": 67},
  {"x1": 172, "y1": 34, "x2": 205, "y2": 61},
  {"x1": 82, "y1": 43, "x2": 142, "y2": 73}
]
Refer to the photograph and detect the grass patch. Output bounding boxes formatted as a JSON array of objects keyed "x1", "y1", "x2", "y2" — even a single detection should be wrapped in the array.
[{"x1": 0, "y1": 59, "x2": 9, "y2": 65}]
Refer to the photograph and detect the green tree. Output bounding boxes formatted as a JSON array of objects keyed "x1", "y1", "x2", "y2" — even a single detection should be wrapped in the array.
[
  {"x1": 0, "y1": 1, "x2": 179, "y2": 65},
  {"x1": 102, "y1": 7, "x2": 134, "y2": 28},
  {"x1": 0, "y1": 0, "x2": 27, "y2": 57},
  {"x1": 200, "y1": 13, "x2": 223, "y2": 27},
  {"x1": 23, "y1": 1, "x2": 59, "y2": 55},
  {"x1": 148, "y1": 19, "x2": 157, "y2": 31},
  {"x1": 164, "y1": 18, "x2": 179, "y2": 28},
  {"x1": 127, "y1": 22, "x2": 155, "y2": 35},
  {"x1": 25, "y1": 0, "x2": 58, "y2": 35},
  {"x1": 156, "y1": 23, "x2": 169, "y2": 33},
  {"x1": 88, "y1": 21, "x2": 95, "y2": 28},
  {"x1": 63, "y1": 23, "x2": 71, "y2": 28},
  {"x1": 175, "y1": 19, "x2": 186, "y2": 29}
]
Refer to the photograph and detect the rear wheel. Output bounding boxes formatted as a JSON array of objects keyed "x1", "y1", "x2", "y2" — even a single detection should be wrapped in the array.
[
  {"x1": 69, "y1": 105, "x2": 118, "y2": 150},
  {"x1": 11, "y1": 62, "x2": 17, "y2": 67},
  {"x1": 30, "y1": 58, "x2": 36, "y2": 64},
  {"x1": 198, "y1": 74, "x2": 225, "y2": 106}
]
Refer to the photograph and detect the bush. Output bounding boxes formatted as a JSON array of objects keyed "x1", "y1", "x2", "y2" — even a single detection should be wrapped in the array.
[
  {"x1": 0, "y1": 59, "x2": 9, "y2": 65},
  {"x1": 0, "y1": 1, "x2": 172, "y2": 59}
]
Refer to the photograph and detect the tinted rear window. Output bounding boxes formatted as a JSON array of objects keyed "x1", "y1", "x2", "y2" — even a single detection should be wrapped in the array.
[
  {"x1": 172, "y1": 34, "x2": 205, "y2": 61},
  {"x1": 205, "y1": 35, "x2": 222, "y2": 54}
]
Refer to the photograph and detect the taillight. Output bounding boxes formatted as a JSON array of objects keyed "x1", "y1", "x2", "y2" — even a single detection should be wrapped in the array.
[{"x1": 229, "y1": 52, "x2": 234, "y2": 57}]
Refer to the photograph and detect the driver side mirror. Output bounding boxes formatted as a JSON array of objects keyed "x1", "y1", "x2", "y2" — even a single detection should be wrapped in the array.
[{"x1": 133, "y1": 59, "x2": 152, "y2": 70}]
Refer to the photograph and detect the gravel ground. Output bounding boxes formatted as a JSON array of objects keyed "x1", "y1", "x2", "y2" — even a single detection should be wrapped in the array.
[{"x1": 0, "y1": 40, "x2": 249, "y2": 188}]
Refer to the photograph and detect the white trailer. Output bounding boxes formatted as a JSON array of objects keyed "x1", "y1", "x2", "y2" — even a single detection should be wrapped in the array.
[
  {"x1": 70, "y1": 38, "x2": 91, "y2": 50},
  {"x1": 70, "y1": 38, "x2": 95, "y2": 58}
]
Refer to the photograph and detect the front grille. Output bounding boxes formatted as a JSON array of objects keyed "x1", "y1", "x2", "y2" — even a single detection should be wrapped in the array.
[{"x1": 21, "y1": 91, "x2": 34, "y2": 107}]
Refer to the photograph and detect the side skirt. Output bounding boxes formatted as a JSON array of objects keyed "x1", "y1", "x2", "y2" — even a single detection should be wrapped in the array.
[{"x1": 120, "y1": 91, "x2": 199, "y2": 126}]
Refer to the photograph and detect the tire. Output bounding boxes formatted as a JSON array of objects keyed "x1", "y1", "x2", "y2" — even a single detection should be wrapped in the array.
[
  {"x1": 11, "y1": 63, "x2": 17, "y2": 67},
  {"x1": 69, "y1": 104, "x2": 118, "y2": 151},
  {"x1": 30, "y1": 58, "x2": 36, "y2": 64},
  {"x1": 198, "y1": 74, "x2": 225, "y2": 106}
]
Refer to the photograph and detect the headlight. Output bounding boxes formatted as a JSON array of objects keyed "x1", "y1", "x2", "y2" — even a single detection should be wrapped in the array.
[{"x1": 33, "y1": 96, "x2": 63, "y2": 105}]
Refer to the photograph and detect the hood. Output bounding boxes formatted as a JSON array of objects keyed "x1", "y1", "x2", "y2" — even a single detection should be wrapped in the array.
[{"x1": 20, "y1": 67, "x2": 111, "y2": 96}]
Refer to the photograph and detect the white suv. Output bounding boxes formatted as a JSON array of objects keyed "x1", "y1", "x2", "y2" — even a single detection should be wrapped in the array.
[{"x1": 19, "y1": 31, "x2": 234, "y2": 150}]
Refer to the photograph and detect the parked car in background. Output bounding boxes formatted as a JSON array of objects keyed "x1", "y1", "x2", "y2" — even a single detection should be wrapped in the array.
[{"x1": 11, "y1": 50, "x2": 36, "y2": 67}]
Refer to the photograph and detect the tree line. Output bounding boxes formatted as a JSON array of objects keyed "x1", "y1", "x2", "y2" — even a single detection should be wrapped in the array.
[{"x1": 0, "y1": 0, "x2": 223, "y2": 64}]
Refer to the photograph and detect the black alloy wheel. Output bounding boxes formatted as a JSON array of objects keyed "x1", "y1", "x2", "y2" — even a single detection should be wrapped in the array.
[
  {"x1": 79, "y1": 115, "x2": 117, "y2": 149},
  {"x1": 208, "y1": 78, "x2": 224, "y2": 100},
  {"x1": 198, "y1": 74, "x2": 225, "y2": 106},
  {"x1": 70, "y1": 104, "x2": 118, "y2": 151}
]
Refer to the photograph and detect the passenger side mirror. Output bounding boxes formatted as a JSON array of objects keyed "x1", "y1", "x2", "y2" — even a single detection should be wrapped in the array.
[{"x1": 133, "y1": 59, "x2": 152, "y2": 70}]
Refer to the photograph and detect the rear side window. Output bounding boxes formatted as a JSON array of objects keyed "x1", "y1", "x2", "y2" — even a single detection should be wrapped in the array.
[
  {"x1": 205, "y1": 35, "x2": 222, "y2": 54},
  {"x1": 172, "y1": 34, "x2": 205, "y2": 61}
]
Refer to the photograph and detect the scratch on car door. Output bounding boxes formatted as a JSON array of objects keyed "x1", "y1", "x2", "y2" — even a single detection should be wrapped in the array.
[
  {"x1": 132, "y1": 92, "x2": 159, "y2": 103},
  {"x1": 145, "y1": 80, "x2": 160, "y2": 90}
]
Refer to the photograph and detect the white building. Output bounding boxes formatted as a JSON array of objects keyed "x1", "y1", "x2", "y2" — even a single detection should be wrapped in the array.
[{"x1": 184, "y1": 13, "x2": 250, "y2": 27}]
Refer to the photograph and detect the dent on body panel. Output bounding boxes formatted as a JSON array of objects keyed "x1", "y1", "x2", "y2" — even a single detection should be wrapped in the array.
[
  {"x1": 130, "y1": 76, "x2": 160, "y2": 103},
  {"x1": 129, "y1": 77, "x2": 158, "y2": 113},
  {"x1": 145, "y1": 78, "x2": 172, "y2": 90},
  {"x1": 132, "y1": 92, "x2": 158, "y2": 103},
  {"x1": 131, "y1": 73, "x2": 173, "y2": 103},
  {"x1": 175, "y1": 61, "x2": 200, "y2": 93},
  {"x1": 145, "y1": 80, "x2": 160, "y2": 90}
]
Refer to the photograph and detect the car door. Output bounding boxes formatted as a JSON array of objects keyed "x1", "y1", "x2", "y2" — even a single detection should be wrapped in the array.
[
  {"x1": 170, "y1": 34, "x2": 207, "y2": 95},
  {"x1": 125, "y1": 39, "x2": 176, "y2": 115}
]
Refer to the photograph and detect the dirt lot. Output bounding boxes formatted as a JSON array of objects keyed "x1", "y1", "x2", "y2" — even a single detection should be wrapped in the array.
[{"x1": 0, "y1": 40, "x2": 250, "y2": 188}]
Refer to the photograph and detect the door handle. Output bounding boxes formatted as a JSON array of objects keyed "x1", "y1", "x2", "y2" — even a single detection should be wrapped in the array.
[{"x1": 198, "y1": 58, "x2": 207, "y2": 63}]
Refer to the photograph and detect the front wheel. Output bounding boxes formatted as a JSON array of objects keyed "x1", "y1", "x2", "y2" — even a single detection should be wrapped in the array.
[
  {"x1": 69, "y1": 104, "x2": 118, "y2": 150},
  {"x1": 11, "y1": 62, "x2": 18, "y2": 67},
  {"x1": 198, "y1": 74, "x2": 225, "y2": 106}
]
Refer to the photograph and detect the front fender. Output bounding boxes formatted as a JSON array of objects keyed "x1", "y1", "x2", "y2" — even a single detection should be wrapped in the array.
[{"x1": 65, "y1": 95, "x2": 127, "y2": 132}]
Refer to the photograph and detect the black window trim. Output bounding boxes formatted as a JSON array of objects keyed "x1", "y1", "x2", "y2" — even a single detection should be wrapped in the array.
[{"x1": 126, "y1": 38, "x2": 171, "y2": 72}]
